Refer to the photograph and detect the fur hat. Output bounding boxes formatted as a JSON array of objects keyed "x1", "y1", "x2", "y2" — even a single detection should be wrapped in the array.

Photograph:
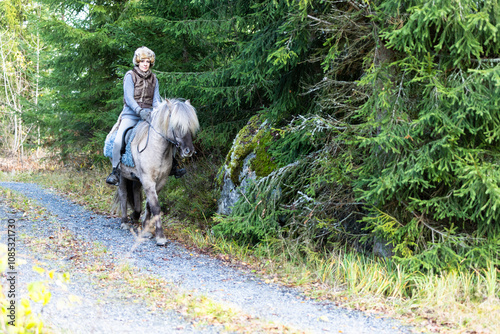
[{"x1": 133, "y1": 46, "x2": 155, "y2": 67}]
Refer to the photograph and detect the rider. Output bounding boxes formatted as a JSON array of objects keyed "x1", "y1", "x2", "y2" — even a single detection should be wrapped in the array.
[{"x1": 106, "y1": 46, "x2": 186, "y2": 185}]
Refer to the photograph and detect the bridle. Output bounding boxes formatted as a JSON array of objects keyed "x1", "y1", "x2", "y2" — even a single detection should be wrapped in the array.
[{"x1": 138, "y1": 108, "x2": 180, "y2": 154}]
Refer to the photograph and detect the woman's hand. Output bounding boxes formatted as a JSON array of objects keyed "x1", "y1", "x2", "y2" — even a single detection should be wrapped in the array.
[{"x1": 139, "y1": 109, "x2": 150, "y2": 121}]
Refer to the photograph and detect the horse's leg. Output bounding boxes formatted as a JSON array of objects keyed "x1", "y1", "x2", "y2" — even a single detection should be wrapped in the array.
[
  {"x1": 131, "y1": 181, "x2": 142, "y2": 224},
  {"x1": 118, "y1": 177, "x2": 130, "y2": 229},
  {"x1": 141, "y1": 202, "x2": 151, "y2": 236},
  {"x1": 142, "y1": 183, "x2": 167, "y2": 246}
]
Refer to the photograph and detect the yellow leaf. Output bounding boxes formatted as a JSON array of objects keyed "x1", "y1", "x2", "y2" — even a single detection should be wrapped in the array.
[
  {"x1": 32, "y1": 266, "x2": 45, "y2": 274},
  {"x1": 21, "y1": 298, "x2": 31, "y2": 308},
  {"x1": 319, "y1": 315, "x2": 329, "y2": 322},
  {"x1": 43, "y1": 292, "x2": 52, "y2": 305},
  {"x1": 26, "y1": 321, "x2": 37, "y2": 329}
]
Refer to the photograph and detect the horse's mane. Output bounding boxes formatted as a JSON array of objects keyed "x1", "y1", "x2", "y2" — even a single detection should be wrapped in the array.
[{"x1": 134, "y1": 98, "x2": 199, "y2": 145}]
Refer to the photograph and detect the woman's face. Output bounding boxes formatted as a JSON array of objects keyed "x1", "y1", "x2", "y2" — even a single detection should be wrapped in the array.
[{"x1": 139, "y1": 58, "x2": 151, "y2": 72}]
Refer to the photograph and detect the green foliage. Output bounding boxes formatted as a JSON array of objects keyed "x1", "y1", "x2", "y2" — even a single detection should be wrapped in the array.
[
  {"x1": 362, "y1": 206, "x2": 500, "y2": 271},
  {"x1": 158, "y1": 156, "x2": 221, "y2": 227},
  {"x1": 380, "y1": 0, "x2": 500, "y2": 66},
  {"x1": 214, "y1": 0, "x2": 500, "y2": 273},
  {"x1": 214, "y1": 115, "x2": 360, "y2": 247},
  {"x1": 5, "y1": 0, "x2": 500, "y2": 273},
  {"x1": 30, "y1": 0, "x2": 133, "y2": 159},
  {"x1": 211, "y1": 170, "x2": 287, "y2": 244},
  {"x1": 25, "y1": 0, "x2": 323, "y2": 159},
  {"x1": 268, "y1": 115, "x2": 330, "y2": 167},
  {"x1": 352, "y1": 0, "x2": 500, "y2": 270}
]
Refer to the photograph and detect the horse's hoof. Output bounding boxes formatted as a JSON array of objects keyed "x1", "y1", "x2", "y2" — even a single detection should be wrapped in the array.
[
  {"x1": 156, "y1": 237, "x2": 168, "y2": 246},
  {"x1": 120, "y1": 223, "x2": 131, "y2": 230}
]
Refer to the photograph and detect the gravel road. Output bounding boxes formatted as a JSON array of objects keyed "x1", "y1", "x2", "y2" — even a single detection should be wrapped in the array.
[{"x1": 0, "y1": 181, "x2": 412, "y2": 333}]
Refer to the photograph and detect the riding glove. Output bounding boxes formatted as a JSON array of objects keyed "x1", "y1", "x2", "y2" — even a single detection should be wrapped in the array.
[{"x1": 139, "y1": 109, "x2": 150, "y2": 121}]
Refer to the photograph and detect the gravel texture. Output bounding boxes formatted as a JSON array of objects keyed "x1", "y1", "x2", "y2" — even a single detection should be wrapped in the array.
[{"x1": 0, "y1": 181, "x2": 412, "y2": 333}]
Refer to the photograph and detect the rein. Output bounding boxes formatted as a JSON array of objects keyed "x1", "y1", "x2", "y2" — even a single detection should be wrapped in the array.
[{"x1": 138, "y1": 109, "x2": 179, "y2": 154}]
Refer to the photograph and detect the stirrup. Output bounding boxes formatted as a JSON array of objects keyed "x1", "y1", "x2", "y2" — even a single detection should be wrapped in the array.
[
  {"x1": 106, "y1": 167, "x2": 120, "y2": 186},
  {"x1": 170, "y1": 167, "x2": 186, "y2": 179}
]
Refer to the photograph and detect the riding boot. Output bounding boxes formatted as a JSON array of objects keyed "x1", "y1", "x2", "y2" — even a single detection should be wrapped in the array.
[
  {"x1": 169, "y1": 158, "x2": 186, "y2": 179},
  {"x1": 106, "y1": 167, "x2": 120, "y2": 186}
]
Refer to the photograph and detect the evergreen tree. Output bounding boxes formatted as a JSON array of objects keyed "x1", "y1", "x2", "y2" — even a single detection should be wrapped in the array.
[
  {"x1": 13, "y1": 0, "x2": 499, "y2": 270},
  {"x1": 353, "y1": 0, "x2": 500, "y2": 269},
  {"x1": 137, "y1": 0, "x2": 322, "y2": 150},
  {"x1": 215, "y1": 0, "x2": 500, "y2": 271},
  {"x1": 32, "y1": 0, "x2": 135, "y2": 160},
  {"x1": 32, "y1": 0, "x2": 322, "y2": 158}
]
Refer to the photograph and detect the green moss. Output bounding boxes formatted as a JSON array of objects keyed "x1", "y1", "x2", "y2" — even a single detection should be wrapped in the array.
[
  {"x1": 223, "y1": 115, "x2": 278, "y2": 186},
  {"x1": 251, "y1": 131, "x2": 277, "y2": 178}
]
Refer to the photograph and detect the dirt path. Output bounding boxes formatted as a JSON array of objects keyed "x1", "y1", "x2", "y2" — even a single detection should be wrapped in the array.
[{"x1": 0, "y1": 182, "x2": 412, "y2": 333}]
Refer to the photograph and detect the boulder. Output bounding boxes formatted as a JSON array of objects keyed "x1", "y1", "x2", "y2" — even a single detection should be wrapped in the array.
[
  {"x1": 217, "y1": 115, "x2": 276, "y2": 215},
  {"x1": 218, "y1": 153, "x2": 257, "y2": 215}
]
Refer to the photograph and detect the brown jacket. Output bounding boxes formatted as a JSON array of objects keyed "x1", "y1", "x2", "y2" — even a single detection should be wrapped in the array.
[{"x1": 123, "y1": 68, "x2": 157, "y2": 109}]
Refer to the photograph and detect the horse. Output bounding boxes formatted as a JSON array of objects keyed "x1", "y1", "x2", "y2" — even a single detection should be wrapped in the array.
[{"x1": 110, "y1": 98, "x2": 199, "y2": 246}]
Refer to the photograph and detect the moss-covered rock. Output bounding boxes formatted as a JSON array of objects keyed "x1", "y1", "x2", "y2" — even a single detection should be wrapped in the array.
[
  {"x1": 222, "y1": 115, "x2": 277, "y2": 187},
  {"x1": 217, "y1": 115, "x2": 278, "y2": 215}
]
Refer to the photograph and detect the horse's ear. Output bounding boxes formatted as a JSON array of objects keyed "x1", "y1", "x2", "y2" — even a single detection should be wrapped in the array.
[
  {"x1": 186, "y1": 99, "x2": 191, "y2": 105},
  {"x1": 165, "y1": 99, "x2": 173, "y2": 107}
]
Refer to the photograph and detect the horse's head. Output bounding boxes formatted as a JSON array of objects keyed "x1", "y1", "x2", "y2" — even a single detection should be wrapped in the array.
[
  {"x1": 176, "y1": 129, "x2": 195, "y2": 158},
  {"x1": 166, "y1": 99, "x2": 199, "y2": 158}
]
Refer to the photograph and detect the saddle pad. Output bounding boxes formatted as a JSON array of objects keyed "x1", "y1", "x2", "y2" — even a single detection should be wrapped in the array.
[{"x1": 103, "y1": 126, "x2": 139, "y2": 167}]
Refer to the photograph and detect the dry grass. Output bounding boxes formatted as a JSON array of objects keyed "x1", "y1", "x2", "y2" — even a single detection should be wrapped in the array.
[
  {"x1": 1, "y1": 166, "x2": 116, "y2": 215},
  {"x1": 0, "y1": 151, "x2": 63, "y2": 173}
]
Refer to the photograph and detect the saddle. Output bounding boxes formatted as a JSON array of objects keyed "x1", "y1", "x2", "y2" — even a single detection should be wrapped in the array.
[{"x1": 103, "y1": 118, "x2": 139, "y2": 167}]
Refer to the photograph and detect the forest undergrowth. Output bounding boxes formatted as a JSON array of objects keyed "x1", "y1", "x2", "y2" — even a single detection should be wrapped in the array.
[{"x1": 1, "y1": 158, "x2": 499, "y2": 334}]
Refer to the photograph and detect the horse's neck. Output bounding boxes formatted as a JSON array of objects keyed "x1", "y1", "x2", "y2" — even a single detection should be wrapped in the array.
[
  {"x1": 136, "y1": 132, "x2": 173, "y2": 174},
  {"x1": 151, "y1": 112, "x2": 169, "y2": 138},
  {"x1": 136, "y1": 116, "x2": 171, "y2": 156},
  {"x1": 148, "y1": 127, "x2": 171, "y2": 155}
]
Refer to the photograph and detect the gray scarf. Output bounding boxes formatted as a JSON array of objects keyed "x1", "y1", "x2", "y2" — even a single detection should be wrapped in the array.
[{"x1": 133, "y1": 66, "x2": 152, "y2": 79}]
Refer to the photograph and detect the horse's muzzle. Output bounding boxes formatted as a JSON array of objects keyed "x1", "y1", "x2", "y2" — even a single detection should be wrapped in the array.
[{"x1": 181, "y1": 147, "x2": 193, "y2": 158}]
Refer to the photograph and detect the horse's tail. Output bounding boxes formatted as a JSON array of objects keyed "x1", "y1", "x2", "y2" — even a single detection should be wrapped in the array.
[
  {"x1": 111, "y1": 179, "x2": 143, "y2": 215},
  {"x1": 111, "y1": 190, "x2": 121, "y2": 215}
]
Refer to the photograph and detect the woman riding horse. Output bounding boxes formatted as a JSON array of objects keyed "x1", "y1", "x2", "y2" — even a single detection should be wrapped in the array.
[{"x1": 106, "y1": 46, "x2": 185, "y2": 185}]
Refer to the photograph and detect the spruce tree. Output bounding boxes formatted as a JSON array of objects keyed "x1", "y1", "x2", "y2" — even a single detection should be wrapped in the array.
[
  {"x1": 33, "y1": 0, "x2": 137, "y2": 160},
  {"x1": 33, "y1": 0, "x2": 322, "y2": 157},
  {"x1": 136, "y1": 0, "x2": 322, "y2": 150},
  {"x1": 352, "y1": 0, "x2": 500, "y2": 269},
  {"x1": 22, "y1": 0, "x2": 500, "y2": 270},
  {"x1": 214, "y1": 0, "x2": 500, "y2": 271}
]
